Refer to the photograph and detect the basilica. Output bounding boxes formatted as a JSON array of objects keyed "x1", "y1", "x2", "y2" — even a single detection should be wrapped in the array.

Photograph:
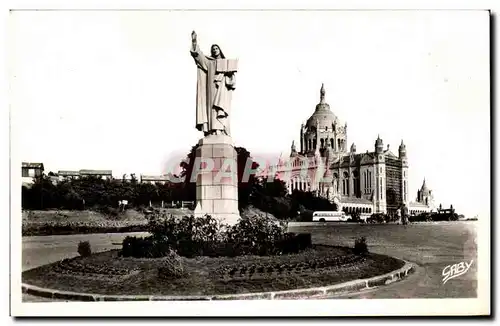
[{"x1": 272, "y1": 84, "x2": 435, "y2": 216}]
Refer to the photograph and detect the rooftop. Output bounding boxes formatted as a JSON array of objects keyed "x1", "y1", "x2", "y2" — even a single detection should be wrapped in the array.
[
  {"x1": 140, "y1": 174, "x2": 173, "y2": 182},
  {"x1": 79, "y1": 169, "x2": 112, "y2": 175},
  {"x1": 58, "y1": 170, "x2": 80, "y2": 176},
  {"x1": 22, "y1": 162, "x2": 44, "y2": 169}
]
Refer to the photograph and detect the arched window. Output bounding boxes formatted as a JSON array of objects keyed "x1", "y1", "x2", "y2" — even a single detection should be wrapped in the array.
[
  {"x1": 330, "y1": 138, "x2": 334, "y2": 149},
  {"x1": 320, "y1": 138, "x2": 324, "y2": 148},
  {"x1": 338, "y1": 139, "x2": 341, "y2": 150},
  {"x1": 379, "y1": 177, "x2": 383, "y2": 200},
  {"x1": 352, "y1": 170, "x2": 359, "y2": 197}
]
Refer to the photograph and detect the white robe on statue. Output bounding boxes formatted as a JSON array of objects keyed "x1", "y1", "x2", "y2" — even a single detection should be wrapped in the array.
[{"x1": 190, "y1": 43, "x2": 237, "y2": 136}]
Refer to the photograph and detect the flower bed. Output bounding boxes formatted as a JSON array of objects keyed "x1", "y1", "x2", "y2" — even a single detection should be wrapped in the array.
[
  {"x1": 213, "y1": 253, "x2": 366, "y2": 281},
  {"x1": 22, "y1": 245, "x2": 405, "y2": 297}
]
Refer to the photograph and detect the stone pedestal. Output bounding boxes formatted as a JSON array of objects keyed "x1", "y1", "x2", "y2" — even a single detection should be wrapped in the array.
[{"x1": 193, "y1": 134, "x2": 240, "y2": 225}]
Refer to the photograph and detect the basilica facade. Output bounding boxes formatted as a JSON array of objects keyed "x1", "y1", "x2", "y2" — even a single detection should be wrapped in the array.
[{"x1": 273, "y1": 84, "x2": 434, "y2": 216}]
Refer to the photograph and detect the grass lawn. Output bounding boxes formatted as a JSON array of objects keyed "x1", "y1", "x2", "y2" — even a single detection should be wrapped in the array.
[
  {"x1": 22, "y1": 245, "x2": 404, "y2": 296},
  {"x1": 22, "y1": 207, "x2": 274, "y2": 236}
]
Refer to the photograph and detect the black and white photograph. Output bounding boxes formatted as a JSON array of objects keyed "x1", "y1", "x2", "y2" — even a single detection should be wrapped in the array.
[{"x1": 8, "y1": 4, "x2": 491, "y2": 317}]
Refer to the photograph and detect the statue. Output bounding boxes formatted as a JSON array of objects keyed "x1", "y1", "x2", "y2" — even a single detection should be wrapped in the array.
[{"x1": 190, "y1": 31, "x2": 238, "y2": 137}]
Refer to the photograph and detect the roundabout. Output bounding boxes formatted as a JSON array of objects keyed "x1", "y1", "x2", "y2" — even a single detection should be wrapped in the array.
[
  {"x1": 22, "y1": 245, "x2": 407, "y2": 300},
  {"x1": 22, "y1": 221, "x2": 477, "y2": 301}
]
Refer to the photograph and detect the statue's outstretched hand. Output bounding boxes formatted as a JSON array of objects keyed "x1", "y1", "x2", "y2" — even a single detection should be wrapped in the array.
[{"x1": 191, "y1": 31, "x2": 197, "y2": 43}]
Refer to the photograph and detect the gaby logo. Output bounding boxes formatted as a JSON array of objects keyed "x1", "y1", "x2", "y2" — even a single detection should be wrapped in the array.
[{"x1": 442, "y1": 260, "x2": 473, "y2": 284}]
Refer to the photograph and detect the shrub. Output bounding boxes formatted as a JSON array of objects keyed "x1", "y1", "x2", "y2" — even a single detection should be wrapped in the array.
[
  {"x1": 276, "y1": 233, "x2": 312, "y2": 254},
  {"x1": 146, "y1": 211, "x2": 225, "y2": 257},
  {"x1": 353, "y1": 237, "x2": 368, "y2": 256},
  {"x1": 121, "y1": 211, "x2": 227, "y2": 258},
  {"x1": 77, "y1": 241, "x2": 92, "y2": 257},
  {"x1": 157, "y1": 250, "x2": 184, "y2": 279},
  {"x1": 124, "y1": 212, "x2": 311, "y2": 258},
  {"x1": 225, "y1": 214, "x2": 287, "y2": 256},
  {"x1": 121, "y1": 236, "x2": 170, "y2": 258}
]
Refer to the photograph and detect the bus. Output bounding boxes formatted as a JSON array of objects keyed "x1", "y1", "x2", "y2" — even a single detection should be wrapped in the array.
[{"x1": 312, "y1": 211, "x2": 348, "y2": 222}]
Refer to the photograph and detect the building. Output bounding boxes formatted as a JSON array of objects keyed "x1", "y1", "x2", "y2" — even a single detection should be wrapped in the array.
[
  {"x1": 409, "y1": 178, "x2": 435, "y2": 215},
  {"x1": 272, "y1": 84, "x2": 433, "y2": 216},
  {"x1": 57, "y1": 169, "x2": 113, "y2": 181},
  {"x1": 22, "y1": 162, "x2": 44, "y2": 186},
  {"x1": 57, "y1": 170, "x2": 81, "y2": 180},
  {"x1": 79, "y1": 170, "x2": 112, "y2": 180},
  {"x1": 140, "y1": 174, "x2": 175, "y2": 185}
]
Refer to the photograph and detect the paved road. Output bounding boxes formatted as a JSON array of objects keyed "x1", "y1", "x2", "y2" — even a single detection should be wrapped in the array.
[
  {"x1": 21, "y1": 222, "x2": 477, "y2": 300},
  {"x1": 289, "y1": 221, "x2": 477, "y2": 298},
  {"x1": 22, "y1": 232, "x2": 149, "y2": 272}
]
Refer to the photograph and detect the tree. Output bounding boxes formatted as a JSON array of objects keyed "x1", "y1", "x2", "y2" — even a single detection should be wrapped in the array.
[
  {"x1": 255, "y1": 177, "x2": 287, "y2": 198},
  {"x1": 130, "y1": 173, "x2": 138, "y2": 184},
  {"x1": 290, "y1": 190, "x2": 337, "y2": 212},
  {"x1": 235, "y1": 147, "x2": 259, "y2": 210},
  {"x1": 25, "y1": 175, "x2": 59, "y2": 209}
]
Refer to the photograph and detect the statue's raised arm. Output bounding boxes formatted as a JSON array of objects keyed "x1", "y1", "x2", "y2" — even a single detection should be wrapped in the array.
[
  {"x1": 191, "y1": 31, "x2": 198, "y2": 51},
  {"x1": 190, "y1": 30, "x2": 208, "y2": 71}
]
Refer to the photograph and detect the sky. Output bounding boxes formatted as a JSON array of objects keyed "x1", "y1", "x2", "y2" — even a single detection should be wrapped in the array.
[{"x1": 9, "y1": 10, "x2": 490, "y2": 218}]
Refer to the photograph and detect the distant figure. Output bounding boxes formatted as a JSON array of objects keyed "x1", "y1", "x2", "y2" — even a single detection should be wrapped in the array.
[
  {"x1": 401, "y1": 204, "x2": 409, "y2": 225},
  {"x1": 395, "y1": 208, "x2": 402, "y2": 224}
]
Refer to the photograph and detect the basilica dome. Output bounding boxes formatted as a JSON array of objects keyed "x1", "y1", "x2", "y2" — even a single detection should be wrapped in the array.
[
  {"x1": 420, "y1": 179, "x2": 430, "y2": 195},
  {"x1": 305, "y1": 84, "x2": 340, "y2": 130}
]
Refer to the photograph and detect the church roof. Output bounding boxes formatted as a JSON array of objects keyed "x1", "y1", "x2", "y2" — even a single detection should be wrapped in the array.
[
  {"x1": 330, "y1": 152, "x2": 376, "y2": 168},
  {"x1": 384, "y1": 150, "x2": 398, "y2": 158}
]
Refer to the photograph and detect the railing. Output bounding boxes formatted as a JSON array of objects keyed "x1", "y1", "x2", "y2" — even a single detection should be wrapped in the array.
[{"x1": 152, "y1": 201, "x2": 195, "y2": 209}]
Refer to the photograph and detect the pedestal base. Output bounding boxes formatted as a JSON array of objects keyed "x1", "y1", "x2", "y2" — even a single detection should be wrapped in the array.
[{"x1": 193, "y1": 134, "x2": 240, "y2": 226}]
